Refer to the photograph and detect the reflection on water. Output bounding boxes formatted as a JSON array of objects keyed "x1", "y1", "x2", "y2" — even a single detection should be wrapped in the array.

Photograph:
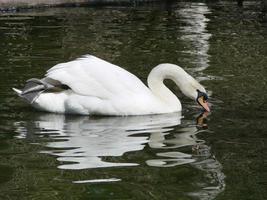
[
  {"x1": 15, "y1": 112, "x2": 225, "y2": 199},
  {"x1": 16, "y1": 113, "x2": 181, "y2": 169},
  {"x1": 178, "y1": 3, "x2": 211, "y2": 73},
  {"x1": 188, "y1": 112, "x2": 225, "y2": 200}
]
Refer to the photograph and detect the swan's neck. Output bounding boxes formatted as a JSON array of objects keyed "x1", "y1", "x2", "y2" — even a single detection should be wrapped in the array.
[{"x1": 147, "y1": 64, "x2": 205, "y2": 107}]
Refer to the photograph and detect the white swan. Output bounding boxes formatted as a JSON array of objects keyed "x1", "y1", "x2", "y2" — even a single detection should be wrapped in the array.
[{"x1": 13, "y1": 55, "x2": 210, "y2": 115}]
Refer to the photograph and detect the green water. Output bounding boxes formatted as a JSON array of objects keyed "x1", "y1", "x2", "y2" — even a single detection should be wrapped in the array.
[{"x1": 0, "y1": 1, "x2": 266, "y2": 200}]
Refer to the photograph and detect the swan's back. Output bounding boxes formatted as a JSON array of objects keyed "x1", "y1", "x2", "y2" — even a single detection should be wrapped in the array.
[{"x1": 46, "y1": 55, "x2": 150, "y2": 100}]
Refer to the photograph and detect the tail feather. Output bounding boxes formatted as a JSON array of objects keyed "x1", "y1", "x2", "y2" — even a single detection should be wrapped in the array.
[
  {"x1": 21, "y1": 84, "x2": 45, "y2": 95},
  {"x1": 12, "y1": 79, "x2": 46, "y2": 104},
  {"x1": 13, "y1": 78, "x2": 70, "y2": 104}
]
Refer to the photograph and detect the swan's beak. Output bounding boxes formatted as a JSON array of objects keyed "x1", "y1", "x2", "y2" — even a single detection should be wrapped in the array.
[{"x1": 197, "y1": 96, "x2": 210, "y2": 112}]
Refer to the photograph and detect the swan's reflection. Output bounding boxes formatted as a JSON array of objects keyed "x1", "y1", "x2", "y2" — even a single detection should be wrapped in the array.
[
  {"x1": 16, "y1": 113, "x2": 182, "y2": 169},
  {"x1": 15, "y1": 112, "x2": 225, "y2": 199},
  {"x1": 15, "y1": 112, "x2": 216, "y2": 170}
]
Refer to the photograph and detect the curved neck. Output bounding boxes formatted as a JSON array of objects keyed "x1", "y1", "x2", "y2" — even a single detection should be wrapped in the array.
[{"x1": 147, "y1": 64, "x2": 204, "y2": 105}]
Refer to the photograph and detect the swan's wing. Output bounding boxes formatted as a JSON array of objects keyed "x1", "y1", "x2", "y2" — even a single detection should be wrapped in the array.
[{"x1": 45, "y1": 55, "x2": 150, "y2": 99}]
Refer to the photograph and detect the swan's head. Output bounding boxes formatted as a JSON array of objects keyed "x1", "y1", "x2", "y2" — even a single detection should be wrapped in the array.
[
  {"x1": 147, "y1": 63, "x2": 211, "y2": 112},
  {"x1": 173, "y1": 73, "x2": 210, "y2": 112},
  {"x1": 196, "y1": 89, "x2": 210, "y2": 112}
]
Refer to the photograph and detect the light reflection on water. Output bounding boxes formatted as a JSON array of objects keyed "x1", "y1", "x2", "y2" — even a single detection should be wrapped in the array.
[
  {"x1": 15, "y1": 113, "x2": 225, "y2": 199},
  {"x1": 178, "y1": 3, "x2": 211, "y2": 73}
]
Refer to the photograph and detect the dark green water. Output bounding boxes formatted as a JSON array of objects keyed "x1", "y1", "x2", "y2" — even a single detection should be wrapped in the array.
[{"x1": 0, "y1": 1, "x2": 266, "y2": 200}]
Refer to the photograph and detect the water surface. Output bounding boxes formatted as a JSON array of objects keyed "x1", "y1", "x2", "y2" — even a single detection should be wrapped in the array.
[{"x1": 0, "y1": 1, "x2": 266, "y2": 200}]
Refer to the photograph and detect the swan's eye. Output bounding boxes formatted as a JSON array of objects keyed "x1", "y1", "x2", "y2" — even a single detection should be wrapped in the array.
[
  {"x1": 203, "y1": 93, "x2": 208, "y2": 101},
  {"x1": 196, "y1": 89, "x2": 208, "y2": 101}
]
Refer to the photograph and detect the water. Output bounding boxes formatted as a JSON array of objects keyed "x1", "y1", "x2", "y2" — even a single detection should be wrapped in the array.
[{"x1": 0, "y1": 1, "x2": 266, "y2": 200}]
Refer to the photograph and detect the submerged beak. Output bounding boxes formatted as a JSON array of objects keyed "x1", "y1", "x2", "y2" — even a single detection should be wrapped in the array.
[{"x1": 197, "y1": 96, "x2": 210, "y2": 112}]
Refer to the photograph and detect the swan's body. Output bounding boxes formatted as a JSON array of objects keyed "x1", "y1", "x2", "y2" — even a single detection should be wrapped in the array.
[{"x1": 13, "y1": 55, "x2": 209, "y2": 115}]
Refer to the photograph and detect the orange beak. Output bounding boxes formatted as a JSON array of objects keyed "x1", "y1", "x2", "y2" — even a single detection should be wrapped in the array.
[{"x1": 197, "y1": 96, "x2": 210, "y2": 112}]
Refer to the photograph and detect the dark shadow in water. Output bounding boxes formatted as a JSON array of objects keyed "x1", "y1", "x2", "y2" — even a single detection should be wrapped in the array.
[{"x1": 15, "y1": 112, "x2": 225, "y2": 199}]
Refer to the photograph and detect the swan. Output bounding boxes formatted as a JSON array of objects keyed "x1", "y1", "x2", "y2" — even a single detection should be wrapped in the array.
[{"x1": 13, "y1": 55, "x2": 210, "y2": 115}]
